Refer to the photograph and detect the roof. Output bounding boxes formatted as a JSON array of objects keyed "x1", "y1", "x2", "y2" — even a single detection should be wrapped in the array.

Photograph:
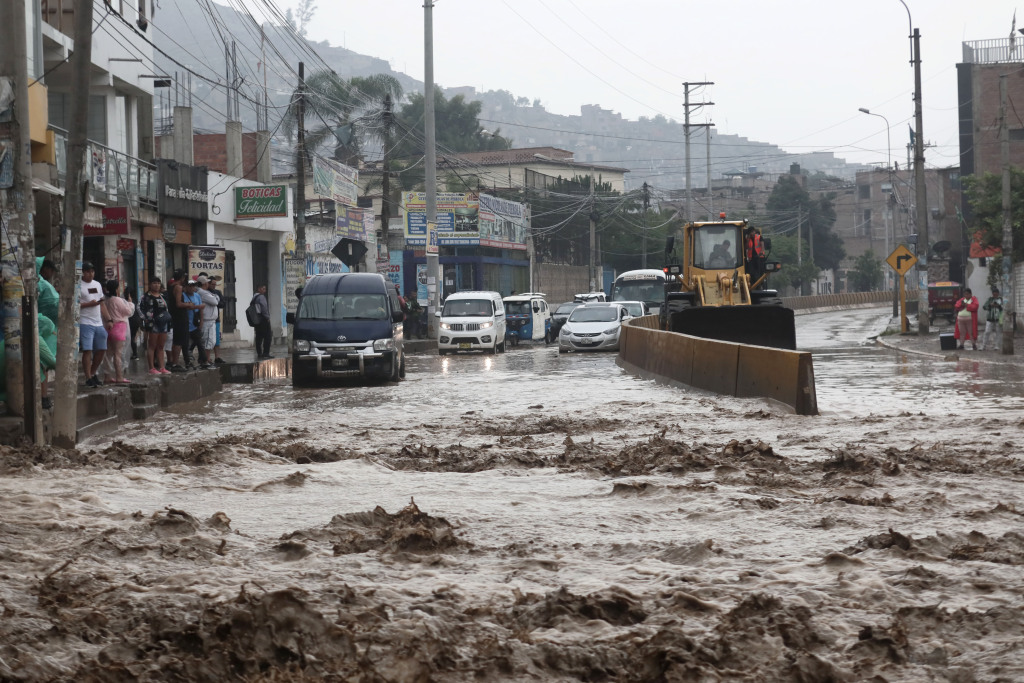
[
  {"x1": 303, "y1": 272, "x2": 388, "y2": 295},
  {"x1": 444, "y1": 146, "x2": 629, "y2": 175}
]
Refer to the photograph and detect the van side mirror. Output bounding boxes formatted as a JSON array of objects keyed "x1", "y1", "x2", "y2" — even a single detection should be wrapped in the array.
[
  {"x1": 391, "y1": 310, "x2": 404, "y2": 323},
  {"x1": 286, "y1": 312, "x2": 295, "y2": 325},
  {"x1": 435, "y1": 310, "x2": 442, "y2": 317},
  {"x1": 665, "y1": 235, "x2": 675, "y2": 253}
]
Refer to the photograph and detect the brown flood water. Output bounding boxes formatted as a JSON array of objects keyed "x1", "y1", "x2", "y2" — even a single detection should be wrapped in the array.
[{"x1": 1, "y1": 307, "x2": 1022, "y2": 681}]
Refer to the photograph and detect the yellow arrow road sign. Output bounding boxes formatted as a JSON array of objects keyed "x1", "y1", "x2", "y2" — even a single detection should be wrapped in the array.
[{"x1": 886, "y1": 245, "x2": 917, "y2": 275}]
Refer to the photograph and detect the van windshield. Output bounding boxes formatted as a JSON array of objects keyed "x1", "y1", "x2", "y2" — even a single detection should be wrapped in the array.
[
  {"x1": 442, "y1": 299, "x2": 493, "y2": 317},
  {"x1": 298, "y1": 293, "x2": 389, "y2": 320}
]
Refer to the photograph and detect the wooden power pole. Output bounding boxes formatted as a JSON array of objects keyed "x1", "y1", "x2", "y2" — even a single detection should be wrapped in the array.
[
  {"x1": 52, "y1": 0, "x2": 94, "y2": 448},
  {"x1": 0, "y1": 0, "x2": 42, "y2": 441}
]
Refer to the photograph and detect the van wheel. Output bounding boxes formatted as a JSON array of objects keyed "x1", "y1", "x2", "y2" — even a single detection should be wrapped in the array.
[
  {"x1": 498, "y1": 341, "x2": 506, "y2": 353},
  {"x1": 389, "y1": 353, "x2": 401, "y2": 382},
  {"x1": 399, "y1": 353, "x2": 406, "y2": 379}
]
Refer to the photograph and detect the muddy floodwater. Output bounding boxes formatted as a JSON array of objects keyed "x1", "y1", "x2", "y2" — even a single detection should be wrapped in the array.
[{"x1": 2, "y1": 307, "x2": 1023, "y2": 681}]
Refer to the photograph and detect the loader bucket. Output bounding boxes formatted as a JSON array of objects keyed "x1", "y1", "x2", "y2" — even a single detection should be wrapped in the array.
[{"x1": 667, "y1": 305, "x2": 797, "y2": 350}]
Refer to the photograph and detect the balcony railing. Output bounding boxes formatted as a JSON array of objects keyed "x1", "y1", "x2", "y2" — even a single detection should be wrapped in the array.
[
  {"x1": 50, "y1": 126, "x2": 157, "y2": 208},
  {"x1": 962, "y1": 38, "x2": 1024, "y2": 65}
]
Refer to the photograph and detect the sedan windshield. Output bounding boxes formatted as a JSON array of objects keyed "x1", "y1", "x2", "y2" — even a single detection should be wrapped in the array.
[
  {"x1": 442, "y1": 299, "x2": 493, "y2": 317},
  {"x1": 569, "y1": 307, "x2": 618, "y2": 323},
  {"x1": 299, "y1": 293, "x2": 389, "y2": 320}
]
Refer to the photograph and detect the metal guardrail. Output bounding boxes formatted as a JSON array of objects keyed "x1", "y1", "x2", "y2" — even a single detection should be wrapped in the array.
[
  {"x1": 781, "y1": 291, "x2": 895, "y2": 310},
  {"x1": 49, "y1": 126, "x2": 157, "y2": 208},
  {"x1": 962, "y1": 38, "x2": 1022, "y2": 65}
]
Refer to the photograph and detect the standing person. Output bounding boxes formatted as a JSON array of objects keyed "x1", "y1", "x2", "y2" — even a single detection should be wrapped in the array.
[
  {"x1": 197, "y1": 275, "x2": 220, "y2": 369},
  {"x1": 139, "y1": 276, "x2": 171, "y2": 374},
  {"x1": 208, "y1": 275, "x2": 227, "y2": 364},
  {"x1": 99, "y1": 280, "x2": 134, "y2": 384},
  {"x1": 980, "y1": 286, "x2": 1004, "y2": 352},
  {"x1": 954, "y1": 287, "x2": 980, "y2": 351},
  {"x1": 251, "y1": 284, "x2": 272, "y2": 359},
  {"x1": 125, "y1": 288, "x2": 142, "y2": 360},
  {"x1": 405, "y1": 289, "x2": 422, "y2": 339},
  {"x1": 168, "y1": 269, "x2": 198, "y2": 372},
  {"x1": 182, "y1": 280, "x2": 206, "y2": 368},
  {"x1": 79, "y1": 262, "x2": 108, "y2": 388}
]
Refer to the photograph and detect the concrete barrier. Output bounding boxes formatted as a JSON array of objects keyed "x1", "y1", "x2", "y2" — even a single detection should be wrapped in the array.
[{"x1": 618, "y1": 317, "x2": 818, "y2": 415}]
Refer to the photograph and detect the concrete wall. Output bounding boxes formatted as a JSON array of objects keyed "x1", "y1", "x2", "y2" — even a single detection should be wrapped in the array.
[
  {"x1": 618, "y1": 315, "x2": 818, "y2": 416},
  {"x1": 535, "y1": 263, "x2": 590, "y2": 304}
]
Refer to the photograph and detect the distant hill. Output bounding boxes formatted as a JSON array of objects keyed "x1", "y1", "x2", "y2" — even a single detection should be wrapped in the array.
[{"x1": 152, "y1": 0, "x2": 862, "y2": 187}]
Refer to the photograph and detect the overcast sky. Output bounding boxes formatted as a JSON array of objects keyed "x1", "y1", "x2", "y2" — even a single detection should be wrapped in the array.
[{"x1": 293, "y1": 0, "x2": 1013, "y2": 170}]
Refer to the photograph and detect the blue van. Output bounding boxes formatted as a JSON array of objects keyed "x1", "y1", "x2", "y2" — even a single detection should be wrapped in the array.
[{"x1": 286, "y1": 273, "x2": 405, "y2": 386}]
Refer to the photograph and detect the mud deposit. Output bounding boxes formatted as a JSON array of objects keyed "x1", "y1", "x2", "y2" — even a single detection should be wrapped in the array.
[{"x1": 2, "y1": 310, "x2": 1024, "y2": 681}]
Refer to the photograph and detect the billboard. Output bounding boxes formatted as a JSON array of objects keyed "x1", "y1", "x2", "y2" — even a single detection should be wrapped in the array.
[
  {"x1": 188, "y1": 245, "x2": 226, "y2": 280},
  {"x1": 87, "y1": 206, "x2": 130, "y2": 236},
  {"x1": 478, "y1": 193, "x2": 528, "y2": 250},
  {"x1": 336, "y1": 206, "x2": 373, "y2": 242},
  {"x1": 312, "y1": 157, "x2": 358, "y2": 208},
  {"x1": 402, "y1": 192, "x2": 479, "y2": 246}
]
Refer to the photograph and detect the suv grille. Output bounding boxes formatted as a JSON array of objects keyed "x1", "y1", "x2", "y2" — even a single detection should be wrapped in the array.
[{"x1": 448, "y1": 323, "x2": 481, "y2": 331}]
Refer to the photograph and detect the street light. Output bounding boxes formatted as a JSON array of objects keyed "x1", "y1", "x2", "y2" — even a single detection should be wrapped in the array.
[{"x1": 858, "y1": 107, "x2": 892, "y2": 291}]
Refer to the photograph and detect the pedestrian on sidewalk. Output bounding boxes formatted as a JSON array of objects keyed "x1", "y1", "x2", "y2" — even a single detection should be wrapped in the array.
[
  {"x1": 197, "y1": 275, "x2": 220, "y2": 369},
  {"x1": 980, "y1": 286, "x2": 1004, "y2": 351},
  {"x1": 183, "y1": 280, "x2": 206, "y2": 368},
  {"x1": 139, "y1": 276, "x2": 171, "y2": 374},
  {"x1": 167, "y1": 270, "x2": 196, "y2": 372},
  {"x1": 954, "y1": 287, "x2": 980, "y2": 351},
  {"x1": 125, "y1": 288, "x2": 142, "y2": 360},
  {"x1": 99, "y1": 279, "x2": 135, "y2": 384},
  {"x1": 79, "y1": 262, "x2": 108, "y2": 388},
  {"x1": 208, "y1": 275, "x2": 226, "y2": 364},
  {"x1": 252, "y1": 284, "x2": 273, "y2": 359}
]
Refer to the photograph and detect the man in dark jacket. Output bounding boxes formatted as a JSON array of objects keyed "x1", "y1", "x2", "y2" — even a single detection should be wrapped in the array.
[{"x1": 252, "y1": 285, "x2": 272, "y2": 359}]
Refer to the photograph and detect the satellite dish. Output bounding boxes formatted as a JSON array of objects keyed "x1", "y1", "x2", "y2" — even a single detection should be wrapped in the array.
[{"x1": 931, "y1": 240, "x2": 951, "y2": 257}]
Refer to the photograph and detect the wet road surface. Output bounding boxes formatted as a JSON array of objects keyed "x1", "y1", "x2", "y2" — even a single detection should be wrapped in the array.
[{"x1": 2, "y1": 306, "x2": 1022, "y2": 681}]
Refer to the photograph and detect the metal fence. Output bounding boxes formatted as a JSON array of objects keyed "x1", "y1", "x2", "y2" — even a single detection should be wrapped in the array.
[
  {"x1": 50, "y1": 126, "x2": 157, "y2": 208},
  {"x1": 962, "y1": 38, "x2": 1024, "y2": 65}
]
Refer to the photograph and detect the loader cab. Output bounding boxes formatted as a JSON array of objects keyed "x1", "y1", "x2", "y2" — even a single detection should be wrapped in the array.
[{"x1": 694, "y1": 224, "x2": 744, "y2": 271}]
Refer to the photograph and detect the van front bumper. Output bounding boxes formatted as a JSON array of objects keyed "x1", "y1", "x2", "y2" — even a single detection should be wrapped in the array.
[{"x1": 293, "y1": 348, "x2": 394, "y2": 378}]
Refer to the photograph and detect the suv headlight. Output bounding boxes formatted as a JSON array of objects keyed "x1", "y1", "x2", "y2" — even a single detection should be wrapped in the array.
[
  {"x1": 294, "y1": 339, "x2": 310, "y2": 352},
  {"x1": 439, "y1": 322, "x2": 451, "y2": 330},
  {"x1": 479, "y1": 320, "x2": 493, "y2": 329},
  {"x1": 373, "y1": 338, "x2": 395, "y2": 351}
]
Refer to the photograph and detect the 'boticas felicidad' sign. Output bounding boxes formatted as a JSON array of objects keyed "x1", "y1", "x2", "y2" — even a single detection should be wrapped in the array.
[{"x1": 235, "y1": 185, "x2": 289, "y2": 219}]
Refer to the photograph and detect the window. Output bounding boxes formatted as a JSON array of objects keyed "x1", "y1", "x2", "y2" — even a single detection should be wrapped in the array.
[
  {"x1": 1010, "y1": 129, "x2": 1024, "y2": 141},
  {"x1": 858, "y1": 184, "x2": 871, "y2": 200},
  {"x1": 862, "y1": 209, "x2": 872, "y2": 237}
]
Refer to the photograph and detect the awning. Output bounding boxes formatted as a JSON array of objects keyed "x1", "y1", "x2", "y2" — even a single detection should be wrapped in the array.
[{"x1": 31, "y1": 177, "x2": 64, "y2": 196}]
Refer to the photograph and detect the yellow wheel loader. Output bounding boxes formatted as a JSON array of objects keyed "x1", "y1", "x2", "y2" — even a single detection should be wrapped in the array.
[{"x1": 661, "y1": 215, "x2": 796, "y2": 350}]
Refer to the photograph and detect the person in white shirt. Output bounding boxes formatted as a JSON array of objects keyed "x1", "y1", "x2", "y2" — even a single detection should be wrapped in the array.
[
  {"x1": 79, "y1": 262, "x2": 108, "y2": 388},
  {"x1": 197, "y1": 275, "x2": 220, "y2": 369}
]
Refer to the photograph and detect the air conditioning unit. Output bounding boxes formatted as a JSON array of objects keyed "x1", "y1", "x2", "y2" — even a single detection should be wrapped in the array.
[{"x1": 930, "y1": 207, "x2": 943, "y2": 218}]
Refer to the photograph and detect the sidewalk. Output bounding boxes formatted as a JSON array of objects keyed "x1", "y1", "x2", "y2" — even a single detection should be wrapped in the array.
[{"x1": 874, "y1": 317, "x2": 1024, "y2": 367}]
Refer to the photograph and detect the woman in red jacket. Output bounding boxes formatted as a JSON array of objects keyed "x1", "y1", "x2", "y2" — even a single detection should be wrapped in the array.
[{"x1": 954, "y1": 288, "x2": 980, "y2": 350}]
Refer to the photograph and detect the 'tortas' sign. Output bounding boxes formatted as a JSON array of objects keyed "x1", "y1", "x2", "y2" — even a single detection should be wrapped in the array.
[{"x1": 235, "y1": 184, "x2": 288, "y2": 219}]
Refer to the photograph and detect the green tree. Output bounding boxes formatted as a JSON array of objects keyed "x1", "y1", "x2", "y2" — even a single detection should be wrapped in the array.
[
  {"x1": 963, "y1": 168, "x2": 1024, "y2": 261},
  {"x1": 766, "y1": 234, "x2": 819, "y2": 293},
  {"x1": 765, "y1": 175, "x2": 845, "y2": 272},
  {"x1": 848, "y1": 250, "x2": 883, "y2": 292}
]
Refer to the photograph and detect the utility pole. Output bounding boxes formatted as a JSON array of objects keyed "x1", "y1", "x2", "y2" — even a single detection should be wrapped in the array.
[
  {"x1": 641, "y1": 182, "x2": 650, "y2": 269},
  {"x1": 589, "y1": 171, "x2": 596, "y2": 291},
  {"x1": 0, "y1": 0, "x2": 41, "y2": 441},
  {"x1": 706, "y1": 127, "x2": 713, "y2": 218},
  {"x1": 52, "y1": 0, "x2": 94, "y2": 448},
  {"x1": 424, "y1": 1, "x2": 440, "y2": 338},
  {"x1": 295, "y1": 62, "x2": 306, "y2": 258},
  {"x1": 1000, "y1": 75, "x2": 1015, "y2": 354},
  {"x1": 911, "y1": 27, "x2": 929, "y2": 335},
  {"x1": 381, "y1": 94, "x2": 393, "y2": 247},
  {"x1": 682, "y1": 81, "x2": 713, "y2": 222}
]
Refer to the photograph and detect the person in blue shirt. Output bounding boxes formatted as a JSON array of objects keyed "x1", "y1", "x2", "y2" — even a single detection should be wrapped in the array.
[{"x1": 182, "y1": 280, "x2": 207, "y2": 368}]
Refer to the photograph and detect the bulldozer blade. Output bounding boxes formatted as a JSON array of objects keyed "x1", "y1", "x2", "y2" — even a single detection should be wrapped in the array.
[{"x1": 667, "y1": 306, "x2": 797, "y2": 350}]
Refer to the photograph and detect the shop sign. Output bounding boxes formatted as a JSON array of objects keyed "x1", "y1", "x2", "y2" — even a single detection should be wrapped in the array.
[
  {"x1": 312, "y1": 157, "x2": 358, "y2": 208},
  {"x1": 235, "y1": 184, "x2": 288, "y2": 219},
  {"x1": 157, "y1": 159, "x2": 209, "y2": 220},
  {"x1": 478, "y1": 193, "x2": 528, "y2": 251},
  {"x1": 85, "y1": 206, "x2": 130, "y2": 236},
  {"x1": 335, "y1": 206, "x2": 372, "y2": 241},
  {"x1": 188, "y1": 245, "x2": 225, "y2": 280},
  {"x1": 116, "y1": 238, "x2": 135, "y2": 252},
  {"x1": 162, "y1": 219, "x2": 177, "y2": 241}
]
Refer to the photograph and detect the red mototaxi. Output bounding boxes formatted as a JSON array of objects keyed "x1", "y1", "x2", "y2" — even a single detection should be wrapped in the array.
[{"x1": 928, "y1": 281, "x2": 962, "y2": 324}]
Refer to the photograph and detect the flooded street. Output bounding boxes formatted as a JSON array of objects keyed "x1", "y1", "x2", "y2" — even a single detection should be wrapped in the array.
[{"x1": 2, "y1": 306, "x2": 1023, "y2": 681}]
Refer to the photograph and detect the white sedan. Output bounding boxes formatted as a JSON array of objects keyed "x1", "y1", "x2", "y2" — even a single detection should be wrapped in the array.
[{"x1": 558, "y1": 303, "x2": 629, "y2": 353}]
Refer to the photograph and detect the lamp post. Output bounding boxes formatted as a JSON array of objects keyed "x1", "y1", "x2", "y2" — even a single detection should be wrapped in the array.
[{"x1": 858, "y1": 107, "x2": 892, "y2": 292}]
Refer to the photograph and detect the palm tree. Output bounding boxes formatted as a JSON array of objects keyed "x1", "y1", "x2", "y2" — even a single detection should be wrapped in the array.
[{"x1": 283, "y1": 71, "x2": 403, "y2": 168}]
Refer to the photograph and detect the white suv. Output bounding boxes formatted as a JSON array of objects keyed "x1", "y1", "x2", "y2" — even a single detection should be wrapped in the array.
[{"x1": 436, "y1": 291, "x2": 507, "y2": 354}]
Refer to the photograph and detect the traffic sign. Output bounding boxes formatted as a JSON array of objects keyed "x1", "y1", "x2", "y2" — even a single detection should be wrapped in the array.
[{"x1": 886, "y1": 245, "x2": 917, "y2": 275}]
